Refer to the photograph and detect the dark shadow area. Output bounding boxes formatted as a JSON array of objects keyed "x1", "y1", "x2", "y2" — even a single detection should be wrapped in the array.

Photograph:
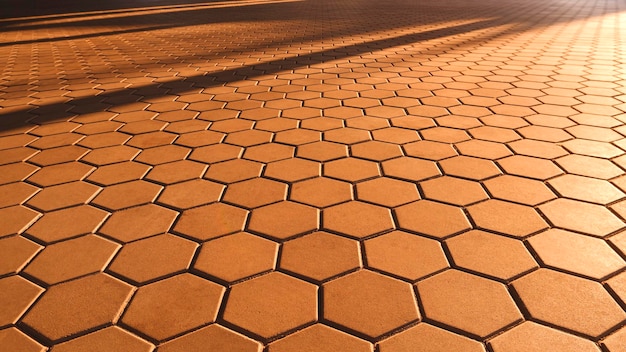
[{"x1": 0, "y1": 0, "x2": 623, "y2": 132}]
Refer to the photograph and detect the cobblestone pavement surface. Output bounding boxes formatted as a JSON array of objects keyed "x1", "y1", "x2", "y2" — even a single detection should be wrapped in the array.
[{"x1": 1, "y1": 0, "x2": 626, "y2": 350}]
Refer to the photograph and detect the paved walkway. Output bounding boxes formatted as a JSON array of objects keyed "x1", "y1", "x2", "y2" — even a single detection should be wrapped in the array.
[{"x1": 1, "y1": 0, "x2": 626, "y2": 350}]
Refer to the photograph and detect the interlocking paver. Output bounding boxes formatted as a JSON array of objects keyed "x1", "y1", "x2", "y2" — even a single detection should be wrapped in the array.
[{"x1": 3, "y1": 0, "x2": 626, "y2": 349}]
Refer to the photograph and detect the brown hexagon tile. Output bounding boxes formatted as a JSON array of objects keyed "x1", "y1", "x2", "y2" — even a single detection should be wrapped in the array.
[
  {"x1": 469, "y1": 126, "x2": 521, "y2": 143},
  {"x1": 290, "y1": 177, "x2": 352, "y2": 207},
  {"x1": 174, "y1": 203, "x2": 248, "y2": 241},
  {"x1": 204, "y1": 158, "x2": 262, "y2": 183},
  {"x1": 91, "y1": 180, "x2": 162, "y2": 211},
  {"x1": 23, "y1": 234, "x2": 118, "y2": 285},
  {"x1": 548, "y1": 174, "x2": 624, "y2": 205},
  {"x1": 26, "y1": 181, "x2": 99, "y2": 212},
  {"x1": 497, "y1": 155, "x2": 563, "y2": 180},
  {"x1": 351, "y1": 140, "x2": 403, "y2": 161},
  {"x1": 275, "y1": 129, "x2": 321, "y2": 145},
  {"x1": 269, "y1": 324, "x2": 372, "y2": 352},
  {"x1": 378, "y1": 323, "x2": 485, "y2": 352},
  {"x1": 174, "y1": 130, "x2": 224, "y2": 148},
  {"x1": 108, "y1": 234, "x2": 197, "y2": 284},
  {"x1": 356, "y1": 177, "x2": 419, "y2": 207},
  {"x1": 189, "y1": 144, "x2": 243, "y2": 163},
  {"x1": 0, "y1": 148, "x2": 38, "y2": 166},
  {"x1": 455, "y1": 139, "x2": 513, "y2": 160},
  {"x1": 99, "y1": 204, "x2": 177, "y2": 243},
  {"x1": 439, "y1": 155, "x2": 501, "y2": 180},
  {"x1": 121, "y1": 273, "x2": 224, "y2": 341},
  {"x1": 144, "y1": 160, "x2": 206, "y2": 185},
  {"x1": 446, "y1": 230, "x2": 537, "y2": 281},
  {"x1": 323, "y1": 270, "x2": 419, "y2": 338},
  {"x1": 156, "y1": 179, "x2": 223, "y2": 209},
  {"x1": 264, "y1": 158, "x2": 320, "y2": 182},
  {"x1": 280, "y1": 231, "x2": 360, "y2": 281},
  {"x1": 0, "y1": 275, "x2": 43, "y2": 326},
  {"x1": 119, "y1": 120, "x2": 166, "y2": 135},
  {"x1": 391, "y1": 116, "x2": 436, "y2": 130},
  {"x1": 562, "y1": 139, "x2": 623, "y2": 159},
  {"x1": 223, "y1": 178, "x2": 287, "y2": 209},
  {"x1": 556, "y1": 154, "x2": 623, "y2": 180},
  {"x1": 539, "y1": 198, "x2": 624, "y2": 237},
  {"x1": 297, "y1": 141, "x2": 348, "y2": 162},
  {"x1": 27, "y1": 162, "x2": 94, "y2": 187},
  {"x1": 50, "y1": 326, "x2": 154, "y2": 352},
  {"x1": 0, "y1": 235, "x2": 41, "y2": 275},
  {"x1": 134, "y1": 145, "x2": 190, "y2": 165},
  {"x1": 403, "y1": 141, "x2": 457, "y2": 161},
  {"x1": 300, "y1": 117, "x2": 344, "y2": 131},
  {"x1": 248, "y1": 201, "x2": 319, "y2": 240},
  {"x1": 395, "y1": 200, "x2": 470, "y2": 239},
  {"x1": 324, "y1": 106, "x2": 362, "y2": 119},
  {"x1": 421, "y1": 127, "x2": 470, "y2": 143},
  {"x1": 602, "y1": 325, "x2": 626, "y2": 352},
  {"x1": 158, "y1": 324, "x2": 260, "y2": 352},
  {"x1": 484, "y1": 175, "x2": 556, "y2": 206},
  {"x1": 371, "y1": 127, "x2": 420, "y2": 144},
  {"x1": 512, "y1": 269, "x2": 626, "y2": 338},
  {"x1": 87, "y1": 161, "x2": 150, "y2": 186},
  {"x1": 380, "y1": 157, "x2": 439, "y2": 182},
  {"x1": 28, "y1": 145, "x2": 89, "y2": 166},
  {"x1": 26, "y1": 205, "x2": 106, "y2": 243},
  {"x1": 81, "y1": 145, "x2": 140, "y2": 166},
  {"x1": 324, "y1": 127, "x2": 371, "y2": 145},
  {"x1": 224, "y1": 272, "x2": 317, "y2": 339},
  {"x1": 507, "y1": 139, "x2": 568, "y2": 159},
  {"x1": 323, "y1": 201, "x2": 394, "y2": 239},
  {"x1": 421, "y1": 176, "x2": 488, "y2": 206},
  {"x1": 489, "y1": 321, "x2": 600, "y2": 352},
  {"x1": 0, "y1": 328, "x2": 45, "y2": 352},
  {"x1": 346, "y1": 116, "x2": 390, "y2": 130},
  {"x1": 126, "y1": 131, "x2": 177, "y2": 149},
  {"x1": 0, "y1": 134, "x2": 37, "y2": 151},
  {"x1": 468, "y1": 199, "x2": 548, "y2": 238},
  {"x1": 365, "y1": 231, "x2": 448, "y2": 281},
  {"x1": 77, "y1": 132, "x2": 129, "y2": 149},
  {"x1": 255, "y1": 117, "x2": 298, "y2": 132},
  {"x1": 528, "y1": 229, "x2": 625, "y2": 280},
  {"x1": 418, "y1": 269, "x2": 522, "y2": 338},
  {"x1": 22, "y1": 273, "x2": 133, "y2": 343},
  {"x1": 194, "y1": 232, "x2": 277, "y2": 282},
  {"x1": 0, "y1": 182, "x2": 38, "y2": 208},
  {"x1": 324, "y1": 157, "x2": 380, "y2": 182},
  {"x1": 244, "y1": 143, "x2": 294, "y2": 163}
]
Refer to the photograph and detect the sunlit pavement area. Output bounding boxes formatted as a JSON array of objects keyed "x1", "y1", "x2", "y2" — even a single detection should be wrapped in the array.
[{"x1": 1, "y1": 0, "x2": 626, "y2": 350}]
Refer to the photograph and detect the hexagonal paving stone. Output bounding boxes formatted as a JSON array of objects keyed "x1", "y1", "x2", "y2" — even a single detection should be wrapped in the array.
[
  {"x1": 365, "y1": 231, "x2": 448, "y2": 281},
  {"x1": 323, "y1": 270, "x2": 419, "y2": 338},
  {"x1": 0, "y1": 328, "x2": 45, "y2": 352},
  {"x1": 417, "y1": 270, "x2": 522, "y2": 338},
  {"x1": 507, "y1": 139, "x2": 568, "y2": 160},
  {"x1": 23, "y1": 234, "x2": 119, "y2": 285},
  {"x1": 381, "y1": 157, "x2": 440, "y2": 181},
  {"x1": 91, "y1": 180, "x2": 162, "y2": 211},
  {"x1": 188, "y1": 144, "x2": 243, "y2": 163},
  {"x1": 324, "y1": 158, "x2": 380, "y2": 182},
  {"x1": 467, "y1": 199, "x2": 548, "y2": 238},
  {"x1": 446, "y1": 230, "x2": 537, "y2": 281},
  {"x1": 356, "y1": 177, "x2": 419, "y2": 207},
  {"x1": 121, "y1": 273, "x2": 224, "y2": 341},
  {"x1": 455, "y1": 139, "x2": 513, "y2": 160},
  {"x1": 323, "y1": 201, "x2": 394, "y2": 239},
  {"x1": 0, "y1": 275, "x2": 43, "y2": 326},
  {"x1": 194, "y1": 232, "x2": 278, "y2": 282},
  {"x1": 28, "y1": 145, "x2": 89, "y2": 166},
  {"x1": 134, "y1": 145, "x2": 190, "y2": 165},
  {"x1": 489, "y1": 321, "x2": 600, "y2": 352},
  {"x1": 421, "y1": 176, "x2": 488, "y2": 206},
  {"x1": 269, "y1": 324, "x2": 372, "y2": 352},
  {"x1": 439, "y1": 155, "x2": 501, "y2": 180},
  {"x1": 26, "y1": 205, "x2": 106, "y2": 243},
  {"x1": 323, "y1": 127, "x2": 370, "y2": 145},
  {"x1": 527, "y1": 229, "x2": 625, "y2": 280},
  {"x1": 99, "y1": 204, "x2": 177, "y2": 242},
  {"x1": 395, "y1": 200, "x2": 470, "y2": 239},
  {"x1": 223, "y1": 178, "x2": 287, "y2": 208},
  {"x1": 81, "y1": 145, "x2": 141, "y2": 166},
  {"x1": 27, "y1": 162, "x2": 94, "y2": 187},
  {"x1": 280, "y1": 231, "x2": 360, "y2": 282},
  {"x1": 224, "y1": 130, "x2": 272, "y2": 147},
  {"x1": 264, "y1": 158, "x2": 320, "y2": 182},
  {"x1": 108, "y1": 234, "x2": 197, "y2": 284},
  {"x1": 0, "y1": 205, "x2": 41, "y2": 238},
  {"x1": 248, "y1": 201, "x2": 319, "y2": 240},
  {"x1": 26, "y1": 181, "x2": 100, "y2": 212},
  {"x1": 512, "y1": 269, "x2": 626, "y2": 338},
  {"x1": 607, "y1": 271, "x2": 626, "y2": 306},
  {"x1": 0, "y1": 163, "x2": 39, "y2": 186},
  {"x1": 0, "y1": 182, "x2": 39, "y2": 208},
  {"x1": 562, "y1": 139, "x2": 623, "y2": 159},
  {"x1": 156, "y1": 179, "x2": 224, "y2": 209},
  {"x1": 539, "y1": 198, "x2": 624, "y2": 237},
  {"x1": 204, "y1": 158, "x2": 262, "y2": 183},
  {"x1": 483, "y1": 175, "x2": 556, "y2": 206},
  {"x1": 497, "y1": 155, "x2": 563, "y2": 180},
  {"x1": 275, "y1": 129, "x2": 321, "y2": 145},
  {"x1": 50, "y1": 326, "x2": 154, "y2": 352},
  {"x1": 297, "y1": 141, "x2": 348, "y2": 162},
  {"x1": 555, "y1": 154, "x2": 623, "y2": 180},
  {"x1": 144, "y1": 160, "x2": 207, "y2": 184},
  {"x1": 548, "y1": 174, "x2": 625, "y2": 205},
  {"x1": 224, "y1": 272, "x2": 317, "y2": 339},
  {"x1": 22, "y1": 273, "x2": 133, "y2": 343},
  {"x1": 243, "y1": 143, "x2": 294, "y2": 163},
  {"x1": 403, "y1": 141, "x2": 457, "y2": 160},
  {"x1": 378, "y1": 323, "x2": 486, "y2": 352},
  {"x1": 86, "y1": 161, "x2": 150, "y2": 186},
  {"x1": 0, "y1": 235, "x2": 41, "y2": 275},
  {"x1": 174, "y1": 203, "x2": 248, "y2": 241},
  {"x1": 158, "y1": 325, "x2": 261, "y2": 352},
  {"x1": 602, "y1": 325, "x2": 626, "y2": 352},
  {"x1": 351, "y1": 140, "x2": 403, "y2": 161}
]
